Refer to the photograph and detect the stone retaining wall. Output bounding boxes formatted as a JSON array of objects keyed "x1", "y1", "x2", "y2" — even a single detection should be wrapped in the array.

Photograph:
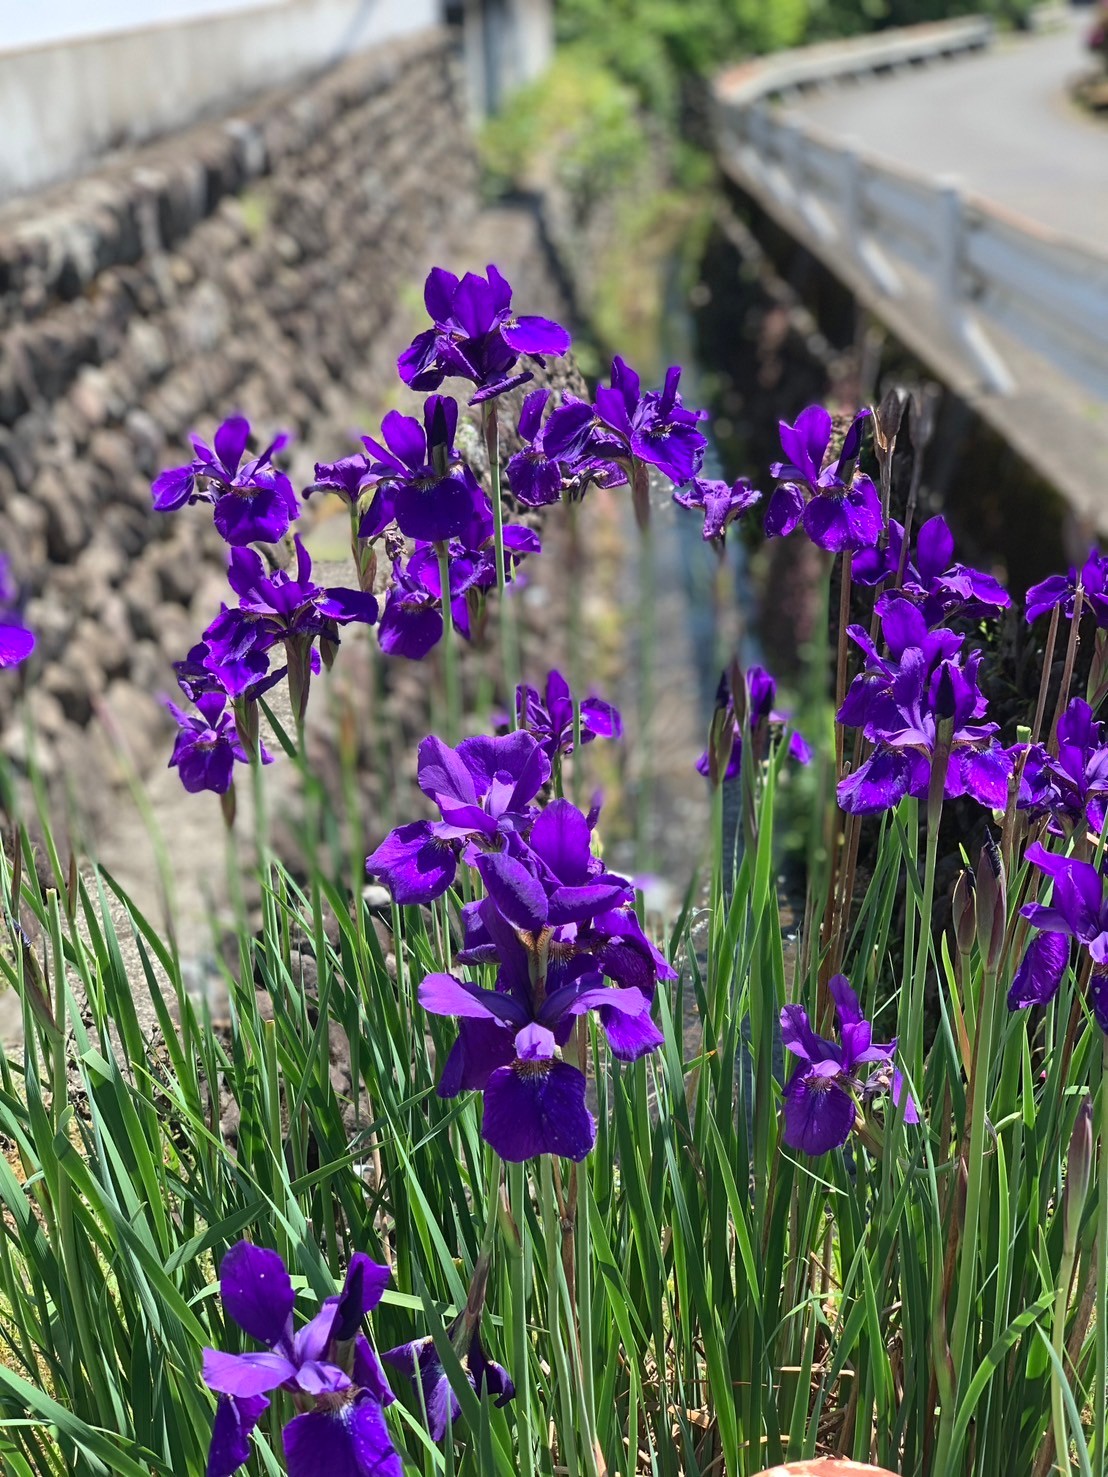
[{"x1": 0, "y1": 28, "x2": 480, "y2": 811}]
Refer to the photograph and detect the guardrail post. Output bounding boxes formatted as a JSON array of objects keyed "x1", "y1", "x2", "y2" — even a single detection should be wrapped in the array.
[
  {"x1": 841, "y1": 145, "x2": 863, "y2": 263},
  {"x1": 746, "y1": 104, "x2": 766, "y2": 158},
  {"x1": 778, "y1": 119, "x2": 805, "y2": 203},
  {"x1": 936, "y1": 175, "x2": 964, "y2": 317},
  {"x1": 936, "y1": 174, "x2": 1014, "y2": 394}
]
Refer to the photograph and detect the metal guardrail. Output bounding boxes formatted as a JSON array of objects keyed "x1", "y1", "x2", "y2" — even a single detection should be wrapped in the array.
[
  {"x1": 718, "y1": 17, "x2": 993, "y2": 105},
  {"x1": 713, "y1": 16, "x2": 1108, "y2": 402}
]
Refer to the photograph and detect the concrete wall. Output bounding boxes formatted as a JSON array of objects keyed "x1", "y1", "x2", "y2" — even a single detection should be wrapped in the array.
[
  {"x1": 456, "y1": 0, "x2": 554, "y2": 118},
  {"x1": 4, "y1": 1, "x2": 275, "y2": 51},
  {"x1": 0, "y1": 0, "x2": 440, "y2": 201}
]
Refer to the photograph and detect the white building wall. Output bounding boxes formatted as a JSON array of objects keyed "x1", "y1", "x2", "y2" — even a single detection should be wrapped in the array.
[
  {"x1": 512, "y1": 0, "x2": 554, "y2": 87},
  {"x1": 455, "y1": 0, "x2": 553, "y2": 122},
  {"x1": 0, "y1": 0, "x2": 439, "y2": 201}
]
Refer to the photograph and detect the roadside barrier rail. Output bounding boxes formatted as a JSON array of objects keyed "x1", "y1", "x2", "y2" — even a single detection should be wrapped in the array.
[{"x1": 713, "y1": 16, "x2": 1108, "y2": 400}]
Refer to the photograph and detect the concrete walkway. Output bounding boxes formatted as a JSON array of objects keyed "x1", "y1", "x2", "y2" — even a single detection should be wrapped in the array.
[{"x1": 787, "y1": 12, "x2": 1108, "y2": 253}]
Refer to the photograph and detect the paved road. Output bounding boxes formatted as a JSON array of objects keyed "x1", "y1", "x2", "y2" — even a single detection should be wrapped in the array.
[{"x1": 787, "y1": 12, "x2": 1108, "y2": 252}]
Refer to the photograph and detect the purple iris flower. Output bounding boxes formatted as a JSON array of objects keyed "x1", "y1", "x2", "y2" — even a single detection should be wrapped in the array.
[
  {"x1": 455, "y1": 879, "x2": 673, "y2": 1065},
  {"x1": 375, "y1": 496, "x2": 539, "y2": 661},
  {"x1": 764, "y1": 405, "x2": 881, "y2": 553},
  {"x1": 544, "y1": 357, "x2": 708, "y2": 489},
  {"x1": 1009, "y1": 843, "x2": 1108, "y2": 1031},
  {"x1": 506, "y1": 388, "x2": 565, "y2": 507},
  {"x1": 0, "y1": 555, "x2": 34, "y2": 668},
  {"x1": 420, "y1": 946, "x2": 650, "y2": 1163},
  {"x1": 201, "y1": 1241, "x2": 399, "y2": 1477},
  {"x1": 151, "y1": 416, "x2": 299, "y2": 546},
  {"x1": 419, "y1": 502, "x2": 540, "y2": 602},
  {"x1": 206, "y1": 537, "x2": 378, "y2": 719},
  {"x1": 166, "y1": 693, "x2": 269, "y2": 795},
  {"x1": 359, "y1": 396, "x2": 488, "y2": 544},
  {"x1": 306, "y1": 454, "x2": 372, "y2": 507},
  {"x1": 850, "y1": 526, "x2": 901, "y2": 587},
  {"x1": 0, "y1": 620, "x2": 34, "y2": 669},
  {"x1": 470, "y1": 797, "x2": 632, "y2": 939},
  {"x1": 780, "y1": 975, "x2": 917, "y2": 1156},
  {"x1": 382, "y1": 1316, "x2": 514, "y2": 1440},
  {"x1": 403, "y1": 792, "x2": 672, "y2": 1158},
  {"x1": 376, "y1": 556, "x2": 445, "y2": 661},
  {"x1": 1018, "y1": 698, "x2": 1108, "y2": 836},
  {"x1": 836, "y1": 597, "x2": 965, "y2": 732},
  {"x1": 366, "y1": 732, "x2": 551, "y2": 906},
  {"x1": 853, "y1": 515, "x2": 1010, "y2": 626},
  {"x1": 673, "y1": 476, "x2": 762, "y2": 544},
  {"x1": 398, "y1": 265, "x2": 571, "y2": 404},
  {"x1": 837, "y1": 646, "x2": 1013, "y2": 815},
  {"x1": 696, "y1": 665, "x2": 811, "y2": 783},
  {"x1": 1026, "y1": 548, "x2": 1108, "y2": 627},
  {"x1": 515, "y1": 669, "x2": 622, "y2": 762},
  {"x1": 173, "y1": 640, "x2": 285, "y2": 706}
]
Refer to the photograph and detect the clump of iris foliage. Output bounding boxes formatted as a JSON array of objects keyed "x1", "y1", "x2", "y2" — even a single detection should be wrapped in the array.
[{"x1": 0, "y1": 263, "x2": 1105, "y2": 1477}]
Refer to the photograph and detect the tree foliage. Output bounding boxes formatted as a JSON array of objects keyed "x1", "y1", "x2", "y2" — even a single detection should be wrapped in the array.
[{"x1": 554, "y1": 0, "x2": 1036, "y2": 124}]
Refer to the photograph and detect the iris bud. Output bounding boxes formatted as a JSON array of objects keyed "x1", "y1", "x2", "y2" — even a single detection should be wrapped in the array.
[
  {"x1": 429, "y1": 399, "x2": 452, "y2": 479},
  {"x1": 1064, "y1": 1096, "x2": 1094, "y2": 1254},
  {"x1": 233, "y1": 695, "x2": 259, "y2": 757},
  {"x1": 976, "y1": 832, "x2": 1006, "y2": 973},
  {"x1": 286, "y1": 637, "x2": 313, "y2": 721},
  {"x1": 873, "y1": 386, "x2": 906, "y2": 460},
  {"x1": 835, "y1": 404, "x2": 870, "y2": 483},
  {"x1": 16, "y1": 923, "x2": 57, "y2": 1036},
  {"x1": 220, "y1": 784, "x2": 237, "y2": 831},
  {"x1": 952, "y1": 868, "x2": 977, "y2": 957},
  {"x1": 928, "y1": 665, "x2": 957, "y2": 829},
  {"x1": 729, "y1": 659, "x2": 748, "y2": 730},
  {"x1": 935, "y1": 665, "x2": 958, "y2": 722},
  {"x1": 707, "y1": 669, "x2": 737, "y2": 789}
]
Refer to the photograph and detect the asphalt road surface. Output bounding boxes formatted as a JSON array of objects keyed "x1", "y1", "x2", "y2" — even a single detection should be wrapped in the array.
[{"x1": 787, "y1": 12, "x2": 1108, "y2": 253}]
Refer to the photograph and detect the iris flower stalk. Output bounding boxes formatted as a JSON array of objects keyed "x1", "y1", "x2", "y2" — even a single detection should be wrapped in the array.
[
  {"x1": 934, "y1": 842, "x2": 1006, "y2": 1472},
  {"x1": 1032, "y1": 603, "x2": 1062, "y2": 744},
  {"x1": 551, "y1": 984, "x2": 602, "y2": 1473},
  {"x1": 484, "y1": 399, "x2": 521, "y2": 717},
  {"x1": 506, "y1": 1159, "x2": 535, "y2": 1477},
  {"x1": 1051, "y1": 585, "x2": 1086, "y2": 752},
  {"x1": 898, "y1": 672, "x2": 957, "y2": 1098},
  {"x1": 434, "y1": 530, "x2": 462, "y2": 740},
  {"x1": 540, "y1": 1152, "x2": 600, "y2": 1477},
  {"x1": 387, "y1": 1149, "x2": 510, "y2": 1441},
  {"x1": 635, "y1": 513, "x2": 657, "y2": 870},
  {"x1": 1048, "y1": 1098, "x2": 1094, "y2": 1475},
  {"x1": 835, "y1": 550, "x2": 853, "y2": 772},
  {"x1": 1096, "y1": 1036, "x2": 1108, "y2": 1477}
]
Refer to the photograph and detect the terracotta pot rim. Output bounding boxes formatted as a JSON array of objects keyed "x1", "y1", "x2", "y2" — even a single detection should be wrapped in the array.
[{"x1": 751, "y1": 1461, "x2": 899, "y2": 1477}]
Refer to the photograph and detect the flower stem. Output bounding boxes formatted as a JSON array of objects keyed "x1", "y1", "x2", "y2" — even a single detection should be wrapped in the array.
[
  {"x1": 635, "y1": 510, "x2": 656, "y2": 872},
  {"x1": 904, "y1": 799, "x2": 940, "y2": 1089},
  {"x1": 541, "y1": 1156, "x2": 584, "y2": 1477},
  {"x1": 436, "y1": 541, "x2": 461, "y2": 743},
  {"x1": 484, "y1": 402, "x2": 521, "y2": 714},
  {"x1": 1031, "y1": 603, "x2": 1060, "y2": 745},
  {"x1": 1095, "y1": 1037, "x2": 1108, "y2": 1477},
  {"x1": 835, "y1": 551, "x2": 853, "y2": 773},
  {"x1": 1050, "y1": 1200, "x2": 1080, "y2": 1475},
  {"x1": 1050, "y1": 587, "x2": 1084, "y2": 751},
  {"x1": 937, "y1": 964, "x2": 998, "y2": 1471},
  {"x1": 507, "y1": 1161, "x2": 535, "y2": 1477}
]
